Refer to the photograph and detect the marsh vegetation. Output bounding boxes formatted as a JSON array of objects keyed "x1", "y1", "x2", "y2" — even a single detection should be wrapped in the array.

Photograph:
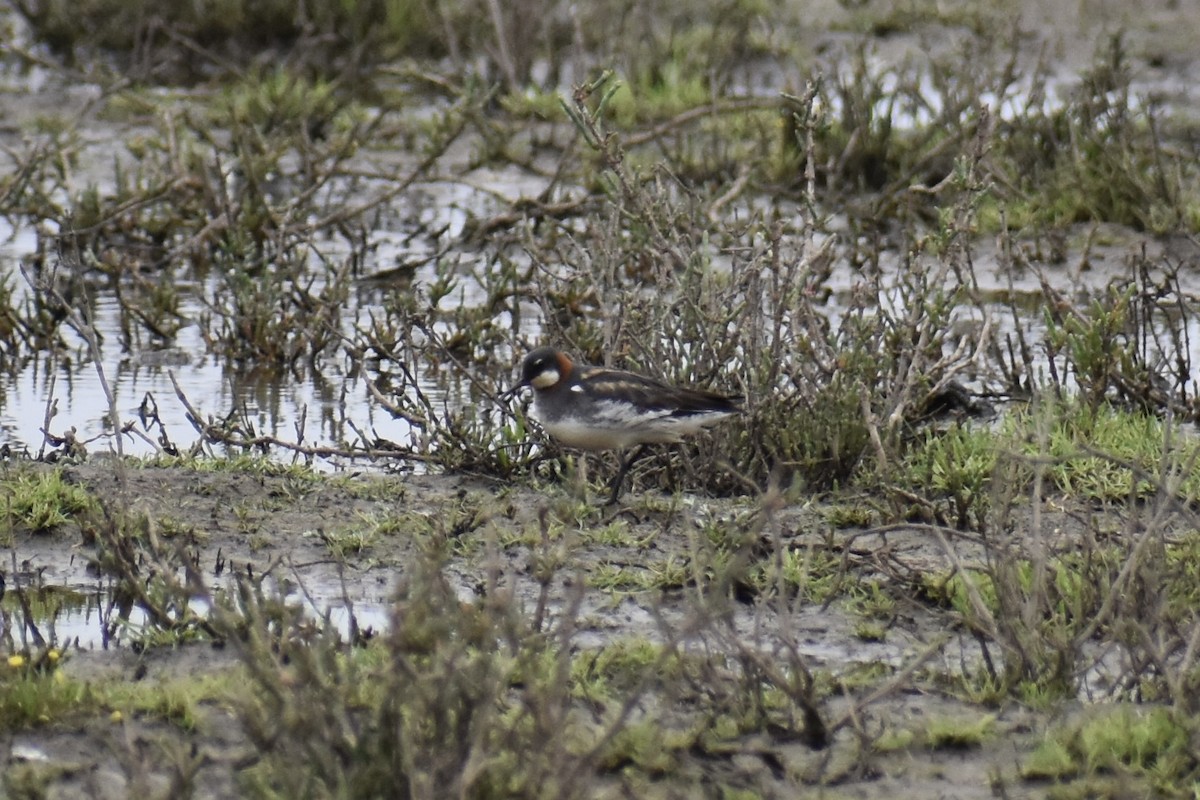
[{"x1": 2, "y1": 0, "x2": 1200, "y2": 796}]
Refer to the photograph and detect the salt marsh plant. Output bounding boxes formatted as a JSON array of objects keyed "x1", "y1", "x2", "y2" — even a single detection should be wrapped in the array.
[
  {"x1": 989, "y1": 35, "x2": 1195, "y2": 232},
  {"x1": 10, "y1": 0, "x2": 442, "y2": 82},
  {"x1": 0, "y1": 467, "x2": 100, "y2": 535}
]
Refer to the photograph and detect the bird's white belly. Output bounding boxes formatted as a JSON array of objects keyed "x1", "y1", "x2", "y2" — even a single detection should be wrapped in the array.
[
  {"x1": 537, "y1": 408, "x2": 732, "y2": 451},
  {"x1": 539, "y1": 418, "x2": 645, "y2": 450}
]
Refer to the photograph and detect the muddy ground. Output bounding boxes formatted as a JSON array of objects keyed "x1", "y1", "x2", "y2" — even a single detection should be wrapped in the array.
[{"x1": 1, "y1": 460, "x2": 1151, "y2": 799}]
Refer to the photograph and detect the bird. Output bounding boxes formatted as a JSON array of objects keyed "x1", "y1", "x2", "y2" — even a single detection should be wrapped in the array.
[{"x1": 508, "y1": 346, "x2": 742, "y2": 503}]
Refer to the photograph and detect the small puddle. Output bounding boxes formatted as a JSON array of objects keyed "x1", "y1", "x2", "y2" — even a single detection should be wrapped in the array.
[
  {"x1": 1, "y1": 578, "x2": 393, "y2": 651},
  {"x1": 2, "y1": 583, "x2": 110, "y2": 650}
]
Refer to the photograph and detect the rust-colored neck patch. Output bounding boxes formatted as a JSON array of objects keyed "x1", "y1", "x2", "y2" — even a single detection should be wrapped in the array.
[{"x1": 554, "y1": 350, "x2": 575, "y2": 379}]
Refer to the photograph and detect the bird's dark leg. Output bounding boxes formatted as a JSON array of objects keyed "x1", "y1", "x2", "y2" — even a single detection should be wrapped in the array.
[{"x1": 607, "y1": 444, "x2": 651, "y2": 505}]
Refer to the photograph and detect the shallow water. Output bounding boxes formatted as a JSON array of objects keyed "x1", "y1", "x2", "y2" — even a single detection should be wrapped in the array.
[
  {"x1": 0, "y1": 169, "x2": 492, "y2": 466},
  {"x1": 1, "y1": 577, "x2": 394, "y2": 650}
]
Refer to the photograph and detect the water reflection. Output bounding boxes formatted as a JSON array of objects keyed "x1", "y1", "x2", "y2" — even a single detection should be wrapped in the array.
[{"x1": 0, "y1": 578, "x2": 392, "y2": 651}]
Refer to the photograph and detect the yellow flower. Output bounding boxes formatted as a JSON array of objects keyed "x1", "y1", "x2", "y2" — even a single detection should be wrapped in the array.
[
  {"x1": 7, "y1": 655, "x2": 25, "y2": 669},
  {"x1": 46, "y1": 649, "x2": 60, "y2": 663},
  {"x1": 110, "y1": 710, "x2": 123, "y2": 723}
]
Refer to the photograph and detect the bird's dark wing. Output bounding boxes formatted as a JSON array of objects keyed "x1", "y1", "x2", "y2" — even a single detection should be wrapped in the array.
[{"x1": 578, "y1": 367, "x2": 742, "y2": 416}]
